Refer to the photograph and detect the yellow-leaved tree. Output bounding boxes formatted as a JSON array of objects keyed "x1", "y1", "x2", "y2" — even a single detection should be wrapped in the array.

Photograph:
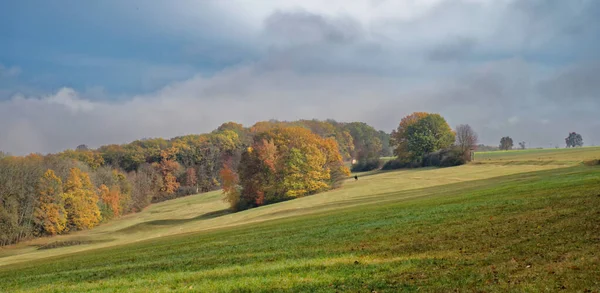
[
  {"x1": 34, "y1": 170, "x2": 67, "y2": 236},
  {"x1": 63, "y1": 167, "x2": 101, "y2": 231},
  {"x1": 225, "y1": 126, "x2": 349, "y2": 211}
]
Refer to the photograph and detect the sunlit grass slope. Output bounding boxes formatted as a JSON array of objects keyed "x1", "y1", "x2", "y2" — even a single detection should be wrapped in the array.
[
  {"x1": 0, "y1": 165, "x2": 599, "y2": 292},
  {"x1": 0, "y1": 164, "x2": 564, "y2": 266},
  {"x1": 474, "y1": 146, "x2": 600, "y2": 165},
  {"x1": 0, "y1": 147, "x2": 598, "y2": 291}
]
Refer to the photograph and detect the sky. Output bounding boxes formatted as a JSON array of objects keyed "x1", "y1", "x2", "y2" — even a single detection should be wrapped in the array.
[{"x1": 1, "y1": 0, "x2": 599, "y2": 155}]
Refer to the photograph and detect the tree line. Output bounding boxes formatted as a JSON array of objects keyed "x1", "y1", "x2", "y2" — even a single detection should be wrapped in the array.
[
  {"x1": 0, "y1": 119, "x2": 390, "y2": 246},
  {"x1": 497, "y1": 132, "x2": 584, "y2": 151}
]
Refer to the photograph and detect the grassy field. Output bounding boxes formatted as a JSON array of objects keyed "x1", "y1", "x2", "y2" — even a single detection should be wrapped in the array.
[
  {"x1": 474, "y1": 146, "x2": 600, "y2": 165},
  {"x1": 0, "y1": 148, "x2": 599, "y2": 292}
]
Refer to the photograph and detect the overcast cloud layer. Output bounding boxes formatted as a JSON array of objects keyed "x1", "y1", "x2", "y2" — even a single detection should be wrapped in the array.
[{"x1": 1, "y1": 0, "x2": 599, "y2": 155}]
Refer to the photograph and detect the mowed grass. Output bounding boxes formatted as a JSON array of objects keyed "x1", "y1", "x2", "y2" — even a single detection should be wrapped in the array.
[
  {"x1": 0, "y1": 164, "x2": 563, "y2": 266},
  {"x1": 0, "y1": 165, "x2": 599, "y2": 292},
  {"x1": 474, "y1": 146, "x2": 600, "y2": 165},
  {"x1": 0, "y1": 148, "x2": 599, "y2": 292}
]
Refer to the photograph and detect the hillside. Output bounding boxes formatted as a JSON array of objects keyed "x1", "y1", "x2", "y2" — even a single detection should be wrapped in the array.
[{"x1": 0, "y1": 148, "x2": 599, "y2": 291}]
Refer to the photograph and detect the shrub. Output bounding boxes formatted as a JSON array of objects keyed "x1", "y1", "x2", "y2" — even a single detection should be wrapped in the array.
[
  {"x1": 584, "y1": 159, "x2": 600, "y2": 166},
  {"x1": 351, "y1": 158, "x2": 382, "y2": 172},
  {"x1": 422, "y1": 147, "x2": 466, "y2": 167},
  {"x1": 381, "y1": 159, "x2": 410, "y2": 170}
]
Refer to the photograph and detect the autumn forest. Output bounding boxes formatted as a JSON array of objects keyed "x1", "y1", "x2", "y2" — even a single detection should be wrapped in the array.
[{"x1": 0, "y1": 113, "x2": 465, "y2": 246}]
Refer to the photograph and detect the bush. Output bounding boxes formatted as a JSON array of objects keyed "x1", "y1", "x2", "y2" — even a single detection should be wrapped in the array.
[
  {"x1": 381, "y1": 159, "x2": 410, "y2": 170},
  {"x1": 422, "y1": 147, "x2": 466, "y2": 167},
  {"x1": 351, "y1": 158, "x2": 382, "y2": 172},
  {"x1": 584, "y1": 159, "x2": 600, "y2": 166}
]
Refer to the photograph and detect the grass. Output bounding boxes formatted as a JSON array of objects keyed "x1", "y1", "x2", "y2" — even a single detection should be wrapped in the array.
[
  {"x1": 0, "y1": 148, "x2": 599, "y2": 292},
  {"x1": 474, "y1": 146, "x2": 600, "y2": 165}
]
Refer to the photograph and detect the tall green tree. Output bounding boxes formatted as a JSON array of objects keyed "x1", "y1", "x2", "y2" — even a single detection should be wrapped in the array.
[{"x1": 404, "y1": 114, "x2": 455, "y2": 160}]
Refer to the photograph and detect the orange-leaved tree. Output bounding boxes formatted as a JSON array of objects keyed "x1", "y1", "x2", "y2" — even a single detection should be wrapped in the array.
[
  {"x1": 227, "y1": 126, "x2": 349, "y2": 211},
  {"x1": 34, "y1": 170, "x2": 67, "y2": 236},
  {"x1": 63, "y1": 167, "x2": 102, "y2": 231},
  {"x1": 153, "y1": 148, "x2": 181, "y2": 197},
  {"x1": 98, "y1": 184, "x2": 121, "y2": 220}
]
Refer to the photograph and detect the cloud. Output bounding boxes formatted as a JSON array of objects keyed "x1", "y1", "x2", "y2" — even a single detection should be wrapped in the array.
[
  {"x1": 1, "y1": 0, "x2": 599, "y2": 154},
  {"x1": 44, "y1": 88, "x2": 95, "y2": 113},
  {"x1": 428, "y1": 37, "x2": 477, "y2": 62},
  {"x1": 264, "y1": 10, "x2": 363, "y2": 45},
  {"x1": 0, "y1": 64, "x2": 21, "y2": 78}
]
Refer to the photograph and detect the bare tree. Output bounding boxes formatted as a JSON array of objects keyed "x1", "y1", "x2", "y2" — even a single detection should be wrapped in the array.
[{"x1": 455, "y1": 124, "x2": 478, "y2": 161}]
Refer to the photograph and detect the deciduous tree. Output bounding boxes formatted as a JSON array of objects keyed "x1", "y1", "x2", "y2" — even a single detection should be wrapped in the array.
[
  {"x1": 499, "y1": 137, "x2": 514, "y2": 150},
  {"x1": 63, "y1": 168, "x2": 102, "y2": 231},
  {"x1": 455, "y1": 124, "x2": 478, "y2": 161},
  {"x1": 34, "y1": 170, "x2": 67, "y2": 236},
  {"x1": 565, "y1": 132, "x2": 583, "y2": 148},
  {"x1": 404, "y1": 115, "x2": 455, "y2": 159}
]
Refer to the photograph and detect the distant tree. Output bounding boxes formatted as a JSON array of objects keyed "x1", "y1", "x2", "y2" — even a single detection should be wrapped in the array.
[
  {"x1": 127, "y1": 163, "x2": 161, "y2": 212},
  {"x1": 455, "y1": 124, "x2": 478, "y2": 161},
  {"x1": 565, "y1": 132, "x2": 583, "y2": 148},
  {"x1": 518, "y1": 141, "x2": 526, "y2": 150},
  {"x1": 220, "y1": 159, "x2": 241, "y2": 209},
  {"x1": 185, "y1": 167, "x2": 198, "y2": 193},
  {"x1": 58, "y1": 149, "x2": 104, "y2": 170},
  {"x1": 152, "y1": 149, "x2": 181, "y2": 200},
  {"x1": 476, "y1": 144, "x2": 499, "y2": 152},
  {"x1": 378, "y1": 130, "x2": 393, "y2": 157},
  {"x1": 343, "y1": 122, "x2": 382, "y2": 171},
  {"x1": 76, "y1": 144, "x2": 89, "y2": 151},
  {"x1": 499, "y1": 137, "x2": 514, "y2": 150},
  {"x1": 34, "y1": 170, "x2": 67, "y2": 236}
]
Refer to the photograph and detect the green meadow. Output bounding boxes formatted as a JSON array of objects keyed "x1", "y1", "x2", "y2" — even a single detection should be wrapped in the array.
[{"x1": 1, "y1": 148, "x2": 599, "y2": 292}]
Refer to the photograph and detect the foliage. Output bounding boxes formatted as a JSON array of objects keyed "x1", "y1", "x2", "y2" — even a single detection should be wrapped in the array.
[
  {"x1": 378, "y1": 130, "x2": 393, "y2": 157},
  {"x1": 62, "y1": 168, "x2": 102, "y2": 231},
  {"x1": 390, "y1": 112, "x2": 430, "y2": 161},
  {"x1": 58, "y1": 149, "x2": 105, "y2": 170},
  {"x1": 421, "y1": 147, "x2": 466, "y2": 167},
  {"x1": 391, "y1": 112, "x2": 455, "y2": 163},
  {"x1": 381, "y1": 158, "x2": 411, "y2": 170},
  {"x1": 565, "y1": 132, "x2": 583, "y2": 148},
  {"x1": 152, "y1": 149, "x2": 182, "y2": 201},
  {"x1": 499, "y1": 136, "x2": 514, "y2": 150},
  {"x1": 0, "y1": 118, "x2": 387, "y2": 246},
  {"x1": 518, "y1": 141, "x2": 526, "y2": 149},
  {"x1": 228, "y1": 127, "x2": 349, "y2": 211},
  {"x1": 2, "y1": 166, "x2": 600, "y2": 292},
  {"x1": 343, "y1": 122, "x2": 382, "y2": 171},
  {"x1": 98, "y1": 184, "x2": 121, "y2": 221},
  {"x1": 476, "y1": 144, "x2": 499, "y2": 152},
  {"x1": 404, "y1": 114, "x2": 455, "y2": 160},
  {"x1": 34, "y1": 170, "x2": 67, "y2": 236}
]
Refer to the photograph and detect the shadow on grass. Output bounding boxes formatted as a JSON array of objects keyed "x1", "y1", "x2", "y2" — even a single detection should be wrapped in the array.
[
  {"x1": 116, "y1": 209, "x2": 232, "y2": 234},
  {"x1": 37, "y1": 239, "x2": 116, "y2": 250}
]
